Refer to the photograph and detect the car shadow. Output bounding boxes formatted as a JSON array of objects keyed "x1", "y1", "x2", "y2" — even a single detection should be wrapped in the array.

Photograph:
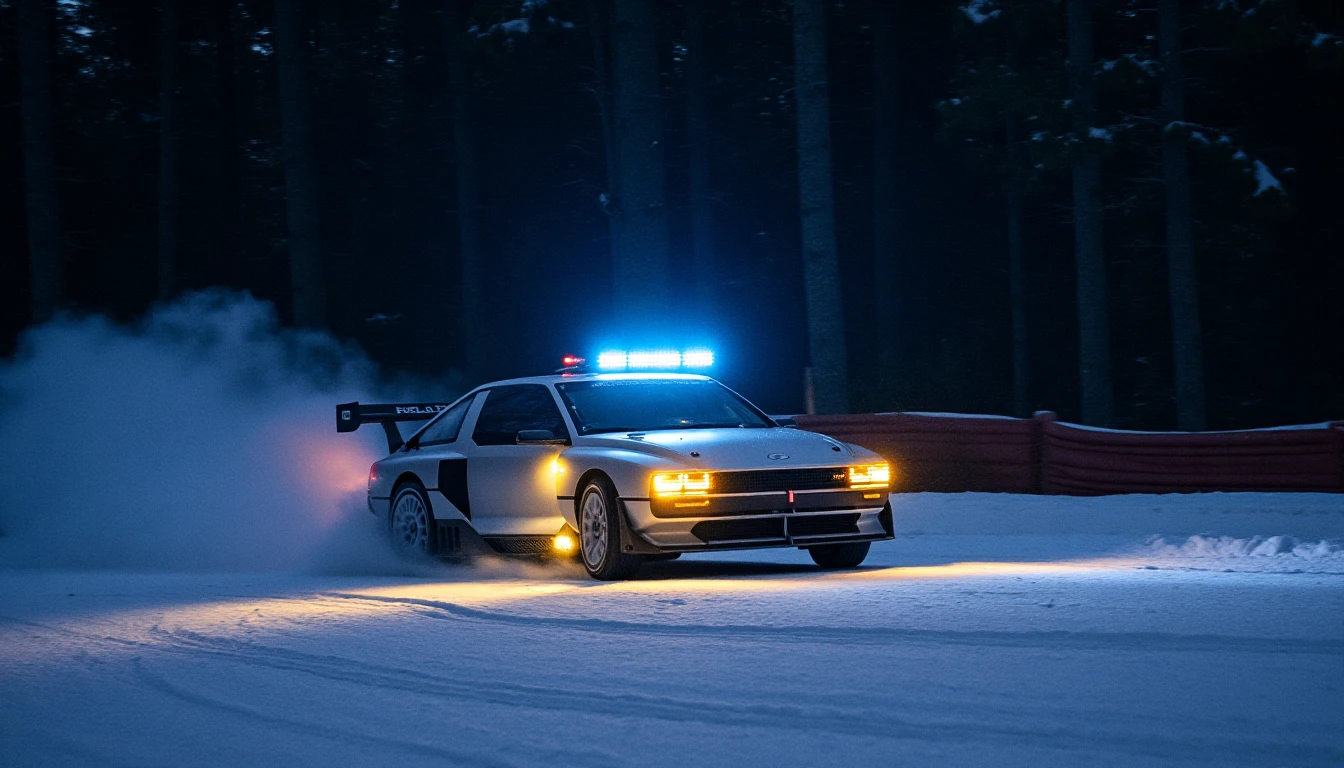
[{"x1": 634, "y1": 559, "x2": 826, "y2": 580}]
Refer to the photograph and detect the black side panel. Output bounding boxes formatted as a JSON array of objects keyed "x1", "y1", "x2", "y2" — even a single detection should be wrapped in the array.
[
  {"x1": 434, "y1": 519, "x2": 493, "y2": 558},
  {"x1": 438, "y1": 458, "x2": 471, "y2": 519}
]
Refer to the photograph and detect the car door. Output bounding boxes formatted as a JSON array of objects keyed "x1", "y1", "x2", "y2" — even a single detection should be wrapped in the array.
[{"x1": 466, "y1": 384, "x2": 571, "y2": 535}]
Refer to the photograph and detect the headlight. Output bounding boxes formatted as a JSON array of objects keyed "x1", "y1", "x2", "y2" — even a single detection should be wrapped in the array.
[
  {"x1": 848, "y1": 463, "x2": 891, "y2": 489},
  {"x1": 652, "y1": 472, "x2": 713, "y2": 496}
]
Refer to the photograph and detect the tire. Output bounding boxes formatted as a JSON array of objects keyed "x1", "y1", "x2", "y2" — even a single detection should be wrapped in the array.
[
  {"x1": 389, "y1": 480, "x2": 436, "y2": 557},
  {"x1": 807, "y1": 541, "x2": 871, "y2": 569},
  {"x1": 577, "y1": 476, "x2": 642, "y2": 580}
]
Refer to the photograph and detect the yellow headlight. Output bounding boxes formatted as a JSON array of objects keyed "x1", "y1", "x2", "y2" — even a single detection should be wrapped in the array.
[
  {"x1": 552, "y1": 533, "x2": 575, "y2": 552},
  {"x1": 652, "y1": 472, "x2": 713, "y2": 496},
  {"x1": 848, "y1": 463, "x2": 891, "y2": 489}
]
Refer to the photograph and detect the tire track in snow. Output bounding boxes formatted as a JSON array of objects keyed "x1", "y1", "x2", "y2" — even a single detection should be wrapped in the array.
[
  {"x1": 320, "y1": 592, "x2": 1344, "y2": 656},
  {"x1": 137, "y1": 623, "x2": 1344, "y2": 767},
  {"x1": 6, "y1": 607, "x2": 1341, "y2": 766},
  {"x1": 128, "y1": 658, "x2": 526, "y2": 768}
]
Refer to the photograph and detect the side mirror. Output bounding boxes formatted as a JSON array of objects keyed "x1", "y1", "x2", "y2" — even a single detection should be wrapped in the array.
[
  {"x1": 517, "y1": 429, "x2": 567, "y2": 445},
  {"x1": 774, "y1": 417, "x2": 798, "y2": 428}
]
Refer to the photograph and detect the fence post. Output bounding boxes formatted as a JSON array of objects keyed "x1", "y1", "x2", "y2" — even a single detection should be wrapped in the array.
[{"x1": 1031, "y1": 411, "x2": 1057, "y2": 495}]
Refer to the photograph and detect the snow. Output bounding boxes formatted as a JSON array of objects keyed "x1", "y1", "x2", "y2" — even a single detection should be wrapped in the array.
[
  {"x1": 1123, "y1": 53, "x2": 1158, "y2": 75},
  {"x1": 1088, "y1": 126, "x2": 1114, "y2": 142},
  {"x1": 491, "y1": 17, "x2": 530, "y2": 35},
  {"x1": 960, "y1": 0, "x2": 1001, "y2": 25},
  {"x1": 2, "y1": 491, "x2": 1342, "y2": 767},
  {"x1": 1253, "y1": 159, "x2": 1283, "y2": 196},
  {"x1": 1143, "y1": 534, "x2": 1343, "y2": 568}
]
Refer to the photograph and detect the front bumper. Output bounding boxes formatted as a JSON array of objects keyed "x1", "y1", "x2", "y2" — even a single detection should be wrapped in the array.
[{"x1": 624, "y1": 491, "x2": 894, "y2": 552}]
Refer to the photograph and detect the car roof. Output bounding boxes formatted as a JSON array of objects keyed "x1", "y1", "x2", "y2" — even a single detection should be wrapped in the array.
[{"x1": 477, "y1": 372, "x2": 715, "y2": 388}]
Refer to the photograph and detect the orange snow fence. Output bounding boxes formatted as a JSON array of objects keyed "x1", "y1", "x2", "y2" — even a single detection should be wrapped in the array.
[{"x1": 792, "y1": 412, "x2": 1344, "y2": 495}]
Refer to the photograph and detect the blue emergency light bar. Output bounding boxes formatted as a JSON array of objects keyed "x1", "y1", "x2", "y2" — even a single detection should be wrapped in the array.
[{"x1": 592, "y1": 349, "x2": 715, "y2": 371}]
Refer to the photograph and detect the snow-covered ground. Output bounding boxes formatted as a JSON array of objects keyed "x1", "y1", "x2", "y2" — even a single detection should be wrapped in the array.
[{"x1": 2, "y1": 491, "x2": 1343, "y2": 767}]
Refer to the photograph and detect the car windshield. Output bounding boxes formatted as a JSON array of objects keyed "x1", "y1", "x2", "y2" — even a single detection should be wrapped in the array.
[{"x1": 554, "y1": 379, "x2": 774, "y2": 435}]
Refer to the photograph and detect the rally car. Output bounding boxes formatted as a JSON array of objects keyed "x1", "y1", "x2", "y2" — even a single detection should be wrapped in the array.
[{"x1": 337, "y1": 353, "x2": 894, "y2": 580}]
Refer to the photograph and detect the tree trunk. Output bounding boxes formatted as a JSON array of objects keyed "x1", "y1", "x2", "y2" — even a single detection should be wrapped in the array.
[
  {"x1": 871, "y1": 0, "x2": 900, "y2": 399},
  {"x1": 609, "y1": 0, "x2": 669, "y2": 324},
  {"x1": 214, "y1": 0, "x2": 241, "y2": 282},
  {"x1": 685, "y1": 0, "x2": 714, "y2": 314},
  {"x1": 17, "y1": 0, "x2": 62, "y2": 323},
  {"x1": 158, "y1": 0, "x2": 180, "y2": 301},
  {"x1": 275, "y1": 0, "x2": 326, "y2": 328},
  {"x1": 1066, "y1": 0, "x2": 1113, "y2": 426},
  {"x1": 586, "y1": 0, "x2": 621, "y2": 272},
  {"x1": 792, "y1": 0, "x2": 849, "y2": 414},
  {"x1": 446, "y1": 0, "x2": 489, "y2": 383},
  {"x1": 1006, "y1": 117, "x2": 1030, "y2": 418},
  {"x1": 1159, "y1": 0, "x2": 1207, "y2": 431}
]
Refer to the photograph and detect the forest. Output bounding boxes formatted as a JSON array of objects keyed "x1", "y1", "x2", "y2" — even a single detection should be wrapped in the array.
[{"x1": 3, "y1": 0, "x2": 1341, "y2": 426}]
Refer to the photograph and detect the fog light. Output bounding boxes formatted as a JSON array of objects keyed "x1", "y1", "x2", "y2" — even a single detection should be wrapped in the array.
[{"x1": 553, "y1": 533, "x2": 576, "y2": 553}]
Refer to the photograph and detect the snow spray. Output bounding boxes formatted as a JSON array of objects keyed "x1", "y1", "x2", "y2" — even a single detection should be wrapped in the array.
[{"x1": 0, "y1": 290, "x2": 439, "y2": 573}]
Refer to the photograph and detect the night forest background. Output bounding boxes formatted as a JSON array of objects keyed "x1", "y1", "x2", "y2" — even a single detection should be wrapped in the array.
[{"x1": 2, "y1": 0, "x2": 1341, "y2": 427}]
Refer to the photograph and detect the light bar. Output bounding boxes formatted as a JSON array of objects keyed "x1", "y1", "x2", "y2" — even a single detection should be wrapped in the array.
[
  {"x1": 595, "y1": 349, "x2": 715, "y2": 371},
  {"x1": 629, "y1": 350, "x2": 682, "y2": 368},
  {"x1": 682, "y1": 349, "x2": 714, "y2": 367}
]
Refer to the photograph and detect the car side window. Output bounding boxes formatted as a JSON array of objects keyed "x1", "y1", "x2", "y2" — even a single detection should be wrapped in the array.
[
  {"x1": 471, "y1": 385, "x2": 570, "y2": 447},
  {"x1": 415, "y1": 395, "x2": 474, "y2": 446}
]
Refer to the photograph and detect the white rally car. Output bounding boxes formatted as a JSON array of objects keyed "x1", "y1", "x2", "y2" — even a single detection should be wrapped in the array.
[{"x1": 337, "y1": 356, "x2": 894, "y2": 580}]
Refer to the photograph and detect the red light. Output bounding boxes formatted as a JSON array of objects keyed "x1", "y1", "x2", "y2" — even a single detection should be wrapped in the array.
[
  {"x1": 562, "y1": 355, "x2": 585, "y2": 367},
  {"x1": 369, "y1": 464, "x2": 378, "y2": 483}
]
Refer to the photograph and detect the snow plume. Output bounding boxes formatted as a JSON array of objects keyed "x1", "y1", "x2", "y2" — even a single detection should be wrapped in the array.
[{"x1": 0, "y1": 291, "x2": 436, "y2": 573}]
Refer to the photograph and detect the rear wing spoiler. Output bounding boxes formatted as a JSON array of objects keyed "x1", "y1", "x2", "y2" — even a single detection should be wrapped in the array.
[{"x1": 336, "y1": 401, "x2": 452, "y2": 453}]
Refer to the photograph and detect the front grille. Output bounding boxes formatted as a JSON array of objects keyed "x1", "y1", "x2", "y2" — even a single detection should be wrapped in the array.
[
  {"x1": 691, "y1": 518, "x2": 786, "y2": 542},
  {"x1": 788, "y1": 513, "x2": 860, "y2": 537},
  {"x1": 713, "y1": 467, "x2": 848, "y2": 494},
  {"x1": 484, "y1": 536, "x2": 553, "y2": 555}
]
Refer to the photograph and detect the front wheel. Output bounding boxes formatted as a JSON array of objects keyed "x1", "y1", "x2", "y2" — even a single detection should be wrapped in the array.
[
  {"x1": 807, "y1": 541, "x2": 870, "y2": 569},
  {"x1": 578, "y1": 476, "x2": 642, "y2": 580}
]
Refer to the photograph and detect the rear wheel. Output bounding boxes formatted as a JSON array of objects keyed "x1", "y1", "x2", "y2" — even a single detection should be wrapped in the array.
[
  {"x1": 807, "y1": 541, "x2": 870, "y2": 569},
  {"x1": 390, "y1": 481, "x2": 436, "y2": 556},
  {"x1": 578, "y1": 476, "x2": 642, "y2": 580}
]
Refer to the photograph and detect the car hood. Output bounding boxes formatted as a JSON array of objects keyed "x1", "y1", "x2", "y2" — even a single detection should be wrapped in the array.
[{"x1": 579, "y1": 427, "x2": 864, "y2": 470}]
